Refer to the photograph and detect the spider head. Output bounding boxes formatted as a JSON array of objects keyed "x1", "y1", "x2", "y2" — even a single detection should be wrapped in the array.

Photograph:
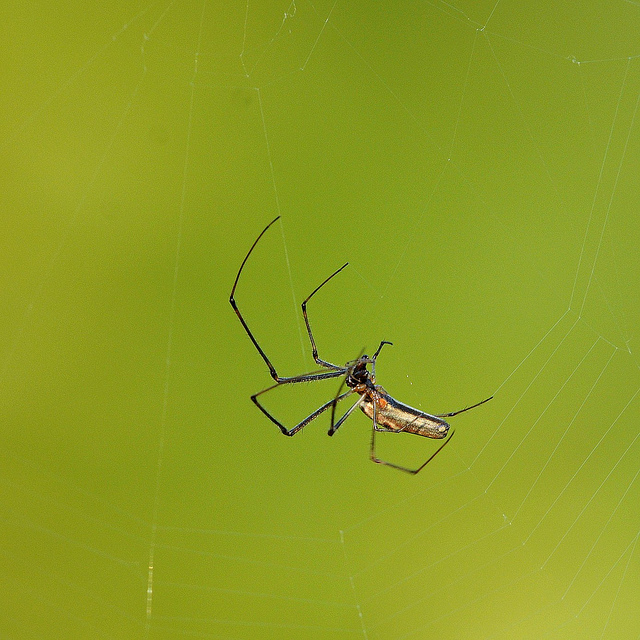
[{"x1": 345, "y1": 357, "x2": 373, "y2": 388}]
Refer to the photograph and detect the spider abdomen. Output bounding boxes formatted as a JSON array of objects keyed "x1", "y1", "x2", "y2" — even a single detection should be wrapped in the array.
[{"x1": 360, "y1": 387, "x2": 450, "y2": 439}]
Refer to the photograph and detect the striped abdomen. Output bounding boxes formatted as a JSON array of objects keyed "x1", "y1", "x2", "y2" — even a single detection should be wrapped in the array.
[{"x1": 359, "y1": 386, "x2": 450, "y2": 439}]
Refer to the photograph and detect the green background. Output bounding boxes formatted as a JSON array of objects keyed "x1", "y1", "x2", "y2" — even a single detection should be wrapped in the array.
[{"x1": 2, "y1": 1, "x2": 639, "y2": 638}]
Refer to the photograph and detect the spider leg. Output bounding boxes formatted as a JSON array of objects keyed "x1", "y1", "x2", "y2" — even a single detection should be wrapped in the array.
[
  {"x1": 230, "y1": 217, "x2": 283, "y2": 382},
  {"x1": 328, "y1": 395, "x2": 363, "y2": 436},
  {"x1": 301, "y1": 263, "x2": 349, "y2": 370},
  {"x1": 329, "y1": 375, "x2": 348, "y2": 432},
  {"x1": 230, "y1": 216, "x2": 345, "y2": 380},
  {"x1": 370, "y1": 423, "x2": 456, "y2": 475},
  {"x1": 252, "y1": 372, "x2": 351, "y2": 436},
  {"x1": 434, "y1": 396, "x2": 493, "y2": 418},
  {"x1": 369, "y1": 340, "x2": 392, "y2": 378}
]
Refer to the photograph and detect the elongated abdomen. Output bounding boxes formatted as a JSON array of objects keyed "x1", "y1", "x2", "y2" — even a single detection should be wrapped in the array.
[{"x1": 360, "y1": 387, "x2": 450, "y2": 439}]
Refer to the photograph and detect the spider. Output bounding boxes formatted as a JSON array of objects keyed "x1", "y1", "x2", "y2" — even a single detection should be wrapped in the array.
[{"x1": 229, "y1": 216, "x2": 492, "y2": 474}]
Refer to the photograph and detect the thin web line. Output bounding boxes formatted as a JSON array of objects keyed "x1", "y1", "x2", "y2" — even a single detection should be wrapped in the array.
[
  {"x1": 482, "y1": 0, "x2": 502, "y2": 30},
  {"x1": 482, "y1": 316, "x2": 579, "y2": 492},
  {"x1": 422, "y1": 0, "x2": 481, "y2": 28},
  {"x1": 490, "y1": 310, "x2": 570, "y2": 400},
  {"x1": 447, "y1": 29, "x2": 479, "y2": 159},
  {"x1": 365, "y1": 518, "x2": 510, "y2": 604},
  {"x1": 572, "y1": 531, "x2": 640, "y2": 617},
  {"x1": 340, "y1": 530, "x2": 369, "y2": 639},
  {"x1": 542, "y1": 387, "x2": 640, "y2": 571},
  {"x1": 521, "y1": 345, "x2": 617, "y2": 538},
  {"x1": 256, "y1": 88, "x2": 306, "y2": 362},
  {"x1": 352, "y1": 492, "x2": 487, "y2": 579},
  {"x1": 472, "y1": 313, "x2": 576, "y2": 473},
  {"x1": 579, "y1": 57, "x2": 640, "y2": 317},
  {"x1": 144, "y1": 1, "x2": 207, "y2": 632},
  {"x1": 570, "y1": 58, "x2": 630, "y2": 312},
  {"x1": 511, "y1": 340, "x2": 614, "y2": 522},
  {"x1": 564, "y1": 443, "x2": 640, "y2": 594},
  {"x1": 484, "y1": 31, "x2": 563, "y2": 198},
  {"x1": 381, "y1": 541, "x2": 523, "y2": 632},
  {"x1": 397, "y1": 565, "x2": 543, "y2": 640},
  {"x1": 597, "y1": 532, "x2": 639, "y2": 639},
  {"x1": 241, "y1": 0, "x2": 297, "y2": 78},
  {"x1": 301, "y1": 0, "x2": 339, "y2": 71}
]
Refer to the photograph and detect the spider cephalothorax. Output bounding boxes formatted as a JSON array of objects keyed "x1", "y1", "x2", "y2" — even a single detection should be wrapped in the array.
[{"x1": 345, "y1": 357, "x2": 374, "y2": 389}]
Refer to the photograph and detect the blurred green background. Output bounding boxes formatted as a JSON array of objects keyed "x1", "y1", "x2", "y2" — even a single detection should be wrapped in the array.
[{"x1": 1, "y1": 1, "x2": 639, "y2": 638}]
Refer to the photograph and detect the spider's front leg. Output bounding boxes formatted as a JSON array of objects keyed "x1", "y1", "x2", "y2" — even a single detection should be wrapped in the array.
[
  {"x1": 300, "y1": 262, "x2": 349, "y2": 371},
  {"x1": 251, "y1": 372, "x2": 352, "y2": 436}
]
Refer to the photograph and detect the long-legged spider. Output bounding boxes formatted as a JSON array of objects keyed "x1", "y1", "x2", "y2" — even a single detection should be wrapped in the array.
[{"x1": 229, "y1": 216, "x2": 492, "y2": 474}]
